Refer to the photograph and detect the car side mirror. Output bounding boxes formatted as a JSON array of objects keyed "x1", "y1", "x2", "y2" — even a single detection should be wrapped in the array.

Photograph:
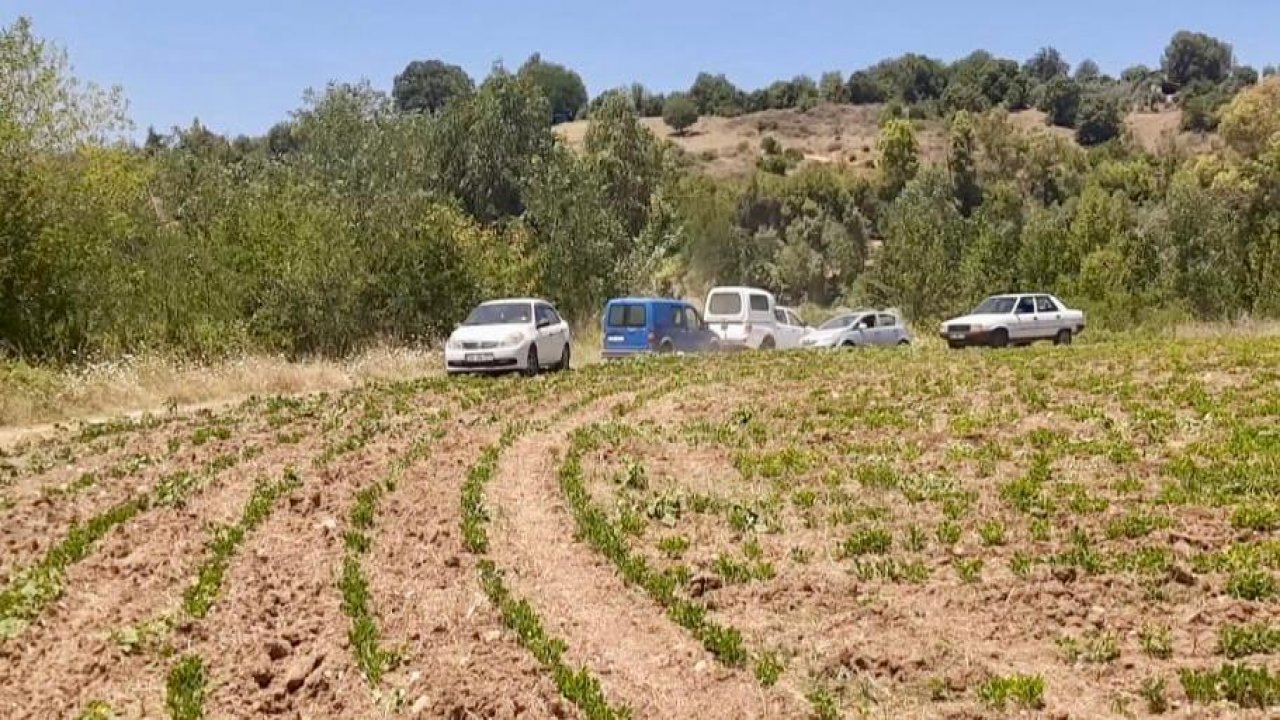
[{"x1": 536, "y1": 319, "x2": 552, "y2": 329}]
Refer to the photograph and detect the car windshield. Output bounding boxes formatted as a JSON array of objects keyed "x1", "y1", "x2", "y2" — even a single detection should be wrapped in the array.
[
  {"x1": 973, "y1": 296, "x2": 1017, "y2": 314},
  {"x1": 463, "y1": 302, "x2": 531, "y2": 325},
  {"x1": 707, "y1": 292, "x2": 743, "y2": 316},
  {"x1": 819, "y1": 315, "x2": 856, "y2": 330}
]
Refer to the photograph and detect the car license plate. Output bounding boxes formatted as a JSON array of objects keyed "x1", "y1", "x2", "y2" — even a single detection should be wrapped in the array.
[
  {"x1": 949, "y1": 332, "x2": 966, "y2": 340},
  {"x1": 606, "y1": 335, "x2": 624, "y2": 343},
  {"x1": 465, "y1": 352, "x2": 493, "y2": 362}
]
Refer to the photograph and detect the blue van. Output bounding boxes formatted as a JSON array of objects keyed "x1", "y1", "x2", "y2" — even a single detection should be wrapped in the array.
[{"x1": 601, "y1": 298, "x2": 720, "y2": 358}]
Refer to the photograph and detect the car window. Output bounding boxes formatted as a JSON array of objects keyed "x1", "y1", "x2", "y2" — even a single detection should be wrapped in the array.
[
  {"x1": 877, "y1": 314, "x2": 897, "y2": 327},
  {"x1": 685, "y1": 308, "x2": 702, "y2": 329},
  {"x1": 856, "y1": 314, "x2": 876, "y2": 328},
  {"x1": 773, "y1": 309, "x2": 787, "y2": 323},
  {"x1": 818, "y1": 315, "x2": 854, "y2": 330},
  {"x1": 749, "y1": 294, "x2": 770, "y2": 312},
  {"x1": 544, "y1": 306, "x2": 562, "y2": 324},
  {"x1": 671, "y1": 305, "x2": 686, "y2": 329},
  {"x1": 1035, "y1": 296, "x2": 1059, "y2": 313},
  {"x1": 606, "y1": 303, "x2": 646, "y2": 328},
  {"x1": 707, "y1": 292, "x2": 742, "y2": 315},
  {"x1": 535, "y1": 305, "x2": 554, "y2": 325},
  {"x1": 1015, "y1": 296, "x2": 1036, "y2": 314},
  {"x1": 974, "y1": 296, "x2": 1016, "y2": 314},
  {"x1": 786, "y1": 310, "x2": 803, "y2": 326},
  {"x1": 464, "y1": 302, "x2": 531, "y2": 325}
]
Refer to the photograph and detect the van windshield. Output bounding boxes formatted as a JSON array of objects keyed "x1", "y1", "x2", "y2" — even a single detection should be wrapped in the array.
[
  {"x1": 606, "y1": 303, "x2": 647, "y2": 328},
  {"x1": 707, "y1": 292, "x2": 743, "y2": 316}
]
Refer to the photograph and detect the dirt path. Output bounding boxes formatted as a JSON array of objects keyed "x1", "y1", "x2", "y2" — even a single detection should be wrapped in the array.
[{"x1": 485, "y1": 399, "x2": 791, "y2": 719}]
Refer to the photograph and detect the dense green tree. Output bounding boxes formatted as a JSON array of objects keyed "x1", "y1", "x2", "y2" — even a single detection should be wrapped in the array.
[
  {"x1": 945, "y1": 51, "x2": 1021, "y2": 111},
  {"x1": 1075, "y1": 94, "x2": 1123, "y2": 146},
  {"x1": 1219, "y1": 77, "x2": 1280, "y2": 156},
  {"x1": 584, "y1": 92, "x2": 667, "y2": 236},
  {"x1": 947, "y1": 111, "x2": 982, "y2": 215},
  {"x1": 820, "y1": 70, "x2": 846, "y2": 103},
  {"x1": 661, "y1": 94, "x2": 698, "y2": 135},
  {"x1": 1074, "y1": 59, "x2": 1103, "y2": 84},
  {"x1": 871, "y1": 54, "x2": 949, "y2": 104},
  {"x1": 1162, "y1": 31, "x2": 1234, "y2": 90},
  {"x1": 688, "y1": 72, "x2": 744, "y2": 116},
  {"x1": 1025, "y1": 47, "x2": 1070, "y2": 83},
  {"x1": 864, "y1": 169, "x2": 970, "y2": 320},
  {"x1": 1037, "y1": 76, "x2": 1083, "y2": 127},
  {"x1": 845, "y1": 70, "x2": 887, "y2": 104},
  {"x1": 391, "y1": 59, "x2": 474, "y2": 113},
  {"x1": 517, "y1": 54, "x2": 588, "y2": 122},
  {"x1": 876, "y1": 118, "x2": 919, "y2": 199}
]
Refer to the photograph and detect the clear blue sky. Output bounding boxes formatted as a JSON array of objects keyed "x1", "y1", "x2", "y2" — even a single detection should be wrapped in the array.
[{"x1": 6, "y1": 1, "x2": 1279, "y2": 137}]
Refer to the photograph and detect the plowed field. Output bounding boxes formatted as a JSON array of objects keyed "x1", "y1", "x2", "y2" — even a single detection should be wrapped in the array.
[{"x1": 3, "y1": 338, "x2": 1279, "y2": 719}]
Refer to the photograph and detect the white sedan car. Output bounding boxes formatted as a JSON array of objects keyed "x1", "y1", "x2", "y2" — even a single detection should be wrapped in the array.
[
  {"x1": 801, "y1": 309, "x2": 911, "y2": 348},
  {"x1": 940, "y1": 293, "x2": 1085, "y2": 349},
  {"x1": 445, "y1": 298, "x2": 572, "y2": 375}
]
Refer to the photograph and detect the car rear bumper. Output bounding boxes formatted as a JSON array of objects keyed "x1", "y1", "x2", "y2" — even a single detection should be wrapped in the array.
[{"x1": 601, "y1": 348, "x2": 652, "y2": 359}]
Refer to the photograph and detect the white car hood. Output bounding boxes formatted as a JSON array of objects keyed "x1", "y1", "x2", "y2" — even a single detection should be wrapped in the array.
[
  {"x1": 451, "y1": 324, "x2": 531, "y2": 343},
  {"x1": 944, "y1": 313, "x2": 1007, "y2": 327}
]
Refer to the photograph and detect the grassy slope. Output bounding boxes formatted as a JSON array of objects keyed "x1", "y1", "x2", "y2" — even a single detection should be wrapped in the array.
[{"x1": 556, "y1": 102, "x2": 1221, "y2": 177}]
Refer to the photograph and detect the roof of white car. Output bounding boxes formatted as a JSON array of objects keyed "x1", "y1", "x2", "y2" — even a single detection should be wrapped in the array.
[
  {"x1": 707, "y1": 286, "x2": 774, "y2": 295},
  {"x1": 478, "y1": 297, "x2": 548, "y2": 306}
]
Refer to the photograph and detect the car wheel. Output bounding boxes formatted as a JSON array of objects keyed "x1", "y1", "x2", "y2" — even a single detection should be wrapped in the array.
[
  {"x1": 557, "y1": 344, "x2": 571, "y2": 371},
  {"x1": 990, "y1": 328, "x2": 1009, "y2": 349},
  {"x1": 947, "y1": 341, "x2": 964, "y2": 350},
  {"x1": 759, "y1": 336, "x2": 776, "y2": 350},
  {"x1": 1054, "y1": 329, "x2": 1073, "y2": 346},
  {"x1": 658, "y1": 340, "x2": 674, "y2": 354},
  {"x1": 524, "y1": 345, "x2": 539, "y2": 377},
  {"x1": 707, "y1": 339, "x2": 720, "y2": 353},
  {"x1": 841, "y1": 340, "x2": 857, "y2": 349},
  {"x1": 897, "y1": 338, "x2": 910, "y2": 346}
]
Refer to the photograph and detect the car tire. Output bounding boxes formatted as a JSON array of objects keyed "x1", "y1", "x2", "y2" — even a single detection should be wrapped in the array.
[
  {"x1": 897, "y1": 338, "x2": 910, "y2": 346},
  {"x1": 1054, "y1": 329, "x2": 1073, "y2": 346},
  {"x1": 948, "y1": 341, "x2": 964, "y2": 350},
  {"x1": 557, "y1": 344, "x2": 571, "y2": 371},
  {"x1": 990, "y1": 329, "x2": 1009, "y2": 349},
  {"x1": 658, "y1": 340, "x2": 674, "y2": 354},
  {"x1": 707, "y1": 339, "x2": 720, "y2": 353},
  {"x1": 841, "y1": 340, "x2": 857, "y2": 349},
  {"x1": 759, "y1": 336, "x2": 776, "y2": 350},
  {"x1": 524, "y1": 345, "x2": 539, "y2": 377}
]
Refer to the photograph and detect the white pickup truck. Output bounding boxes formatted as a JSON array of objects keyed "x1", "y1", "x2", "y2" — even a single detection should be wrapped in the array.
[{"x1": 940, "y1": 293, "x2": 1085, "y2": 349}]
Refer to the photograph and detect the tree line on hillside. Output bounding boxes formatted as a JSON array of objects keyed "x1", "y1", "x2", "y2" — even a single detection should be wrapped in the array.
[
  {"x1": 2, "y1": 16, "x2": 1280, "y2": 363},
  {"x1": 395, "y1": 30, "x2": 1273, "y2": 147}
]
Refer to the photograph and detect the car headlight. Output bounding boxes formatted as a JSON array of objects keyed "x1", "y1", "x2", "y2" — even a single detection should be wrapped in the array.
[
  {"x1": 446, "y1": 336, "x2": 462, "y2": 350},
  {"x1": 500, "y1": 332, "x2": 527, "y2": 348}
]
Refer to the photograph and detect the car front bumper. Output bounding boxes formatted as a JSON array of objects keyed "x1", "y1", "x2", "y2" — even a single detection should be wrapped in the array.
[
  {"x1": 939, "y1": 329, "x2": 997, "y2": 347},
  {"x1": 445, "y1": 343, "x2": 527, "y2": 372}
]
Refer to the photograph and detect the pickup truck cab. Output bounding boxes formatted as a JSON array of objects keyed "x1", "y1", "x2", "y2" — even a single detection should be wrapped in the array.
[
  {"x1": 940, "y1": 294, "x2": 1085, "y2": 349},
  {"x1": 703, "y1": 287, "x2": 807, "y2": 350},
  {"x1": 601, "y1": 297, "x2": 719, "y2": 358}
]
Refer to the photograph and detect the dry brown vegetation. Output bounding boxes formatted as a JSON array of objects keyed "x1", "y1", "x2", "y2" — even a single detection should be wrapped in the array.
[{"x1": 556, "y1": 103, "x2": 1220, "y2": 176}]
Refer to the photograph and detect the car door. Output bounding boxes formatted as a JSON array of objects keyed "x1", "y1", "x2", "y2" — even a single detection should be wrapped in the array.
[
  {"x1": 1035, "y1": 295, "x2": 1062, "y2": 338},
  {"x1": 773, "y1": 309, "x2": 800, "y2": 349},
  {"x1": 685, "y1": 307, "x2": 713, "y2": 350},
  {"x1": 785, "y1": 310, "x2": 809, "y2": 347},
  {"x1": 667, "y1": 303, "x2": 690, "y2": 351},
  {"x1": 534, "y1": 304, "x2": 562, "y2": 363},
  {"x1": 875, "y1": 313, "x2": 901, "y2": 345},
  {"x1": 1011, "y1": 296, "x2": 1038, "y2": 340}
]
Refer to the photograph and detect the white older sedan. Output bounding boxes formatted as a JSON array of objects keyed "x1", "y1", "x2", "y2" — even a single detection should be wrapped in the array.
[
  {"x1": 445, "y1": 298, "x2": 571, "y2": 375},
  {"x1": 800, "y1": 309, "x2": 911, "y2": 348}
]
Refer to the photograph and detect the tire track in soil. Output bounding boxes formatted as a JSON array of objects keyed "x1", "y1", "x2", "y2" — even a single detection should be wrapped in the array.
[
  {"x1": 0, "y1": 426, "x2": 322, "y2": 719},
  {"x1": 486, "y1": 395, "x2": 785, "y2": 719},
  {"x1": 369, "y1": 408, "x2": 578, "y2": 719}
]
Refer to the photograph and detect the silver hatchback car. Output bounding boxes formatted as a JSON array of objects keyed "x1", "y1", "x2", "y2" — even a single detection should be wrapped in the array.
[{"x1": 800, "y1": 309, "x2": 911, "y2": 348}]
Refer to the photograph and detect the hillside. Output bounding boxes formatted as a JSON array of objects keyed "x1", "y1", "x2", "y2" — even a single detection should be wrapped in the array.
[{"x1": 556, "y1": 103, "x2": 1222, "y2": 176}]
